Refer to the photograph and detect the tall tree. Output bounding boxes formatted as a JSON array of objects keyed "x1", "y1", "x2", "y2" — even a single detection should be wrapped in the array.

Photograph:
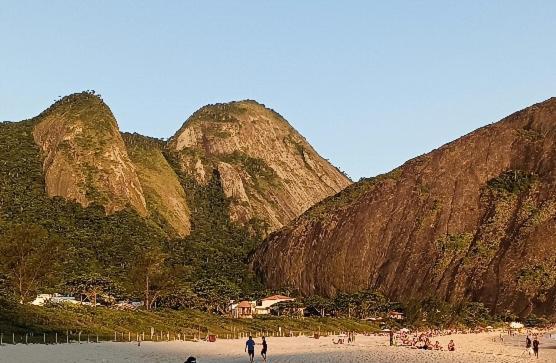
[
  {"x1": 193, "y1": 277, "x2": 241, "y2": 314},
  {"x1": 129, "y1": 245, "x2": 175, "y2": 310},
  {"x1": 66, "y1": 274, "x2": 120, "y2": 307},
  {"x1": 0, "y1": 224, "x2": 65, "y2": 303}
]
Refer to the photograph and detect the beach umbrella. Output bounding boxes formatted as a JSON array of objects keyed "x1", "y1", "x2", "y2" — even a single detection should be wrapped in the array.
[
  {"x1": 338, "y1": 333, "x2": 348, "y2": 337},
  {"x1": 381, "y1": 329, "x2": 391, "y2": 332},
  {"x1": 399, "y1": 328, "x2": 410, "y2": 333}
]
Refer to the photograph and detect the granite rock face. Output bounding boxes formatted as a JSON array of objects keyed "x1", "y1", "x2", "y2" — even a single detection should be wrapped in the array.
[
  {"x1": 253, "y1": 98, "x2": 556, "y2": 316},
  {"x1": 168, "y1": 100, "x2": 351, "y2": 233},
  {"x1": 30, "y1": 94, "x2": 348, "y2": 238},
  {"x1": 33, "y1": 93, "x2": 147, "y2": 216}
]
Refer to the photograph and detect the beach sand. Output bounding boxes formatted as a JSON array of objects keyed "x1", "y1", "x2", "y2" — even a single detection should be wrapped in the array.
[{"x1": 1, "y1": 331, "x2": 555, "y2": 362}]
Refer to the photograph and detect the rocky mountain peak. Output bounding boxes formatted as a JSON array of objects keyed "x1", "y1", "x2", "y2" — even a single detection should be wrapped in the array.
[
  {"x1": 32, "y1": 91, "x2": 147, "y2": 216},
  {"x1": 168, "y1": 100, "x2": 351, "y2": 232}
]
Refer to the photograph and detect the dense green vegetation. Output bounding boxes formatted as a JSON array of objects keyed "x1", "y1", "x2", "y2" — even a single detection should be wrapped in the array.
[
  {"x1": 0, "y1": 291, "x2": 509, "y2": 336},
  {"x1": 487, "y1": 170, "x2": 536, "y2": 195},
  {"x1": 0, "y1": 96, "x2": 540, "y2": 334},
  {"x1": 0, "y1": 117, "x2": 263, "y2": 313},
  {"x1": 184, "y1": 102, "x2": 247, "y2": 126},
  {"x1": 0, "y1": 120, "x2": 165, "y2": 299},
  {"x1": 0, "y1": 300, "x2": 379, "y2": 338},
  {"x1": 306, "y1": 168, "x2": 402, "y2": 220},
  {"x1": 516, "y1": 260, "x2": 556, "y2": 302},
  {"x1": 0, "y1": 301, "x2": 541, "y2": 344},
  {"x1": 433, "y1": 233, "x2": 474, "y2": 273},
  {"x1": 222, "y1": 151, "x2": 278, "y2": 184}
]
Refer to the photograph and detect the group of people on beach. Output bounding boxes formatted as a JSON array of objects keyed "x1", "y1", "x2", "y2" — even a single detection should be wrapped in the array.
[
  {"x1": 187, "y1": 327, "x2": 551, "y2": 362},
  {"x1": 331, "y1": 331, "x2": 356, "y2": 344},
  {"x1": 525, "y1": 334, "x2": 540, "y2": 358},
  {"x1": 395, "y1": 330, "x2": 455, "y2": 351},
  {"x1": 245, "y1": 335, "x2": 268, "y2": 362}
]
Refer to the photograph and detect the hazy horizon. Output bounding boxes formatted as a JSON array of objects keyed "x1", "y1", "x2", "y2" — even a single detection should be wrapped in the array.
[{"x1": 1, "y1": 1, "x2": 555, "y2": 180}]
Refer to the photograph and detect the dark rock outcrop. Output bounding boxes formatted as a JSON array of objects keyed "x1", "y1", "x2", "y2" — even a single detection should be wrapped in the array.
[{"x1": 253, "y1": 98, "x2": 556, "y2": 316}]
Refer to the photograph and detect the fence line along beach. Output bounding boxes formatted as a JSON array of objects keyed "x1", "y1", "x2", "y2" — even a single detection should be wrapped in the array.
[{"x1": 1, "y1": 330, "x2": 556, "y2": 363}]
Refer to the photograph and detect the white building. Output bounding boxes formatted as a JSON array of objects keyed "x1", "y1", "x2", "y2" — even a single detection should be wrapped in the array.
[
  {"x1": 229, "y1": 295, "x2": 296, "y2": 318},
  {"x1": 254, "y1": 295, "x2": 295, "y2": 315},
  {"x1": 31, "y1": 293, "x2": 79, "y2": 306}
]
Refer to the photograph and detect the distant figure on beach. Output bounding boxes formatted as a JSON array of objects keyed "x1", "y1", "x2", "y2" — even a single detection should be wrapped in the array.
[
  {"x1": 389, "y1": 330, "x2": 394, "y2": 346},
  {"x1": 533, "y1": 336, "x2": 539, "y2": 358},
  {"x1": 526, "y1": 335, "x2": 532, "y2": 355},
  {"x1": 448, "y1": 340, "x2": 455, "y2": 351},
  {"x1": 245, "y1": 335, "x2": 256, "y2": 363},
  {"x1": 261, "y1": 336, "x2": 268, "y2": 362}
]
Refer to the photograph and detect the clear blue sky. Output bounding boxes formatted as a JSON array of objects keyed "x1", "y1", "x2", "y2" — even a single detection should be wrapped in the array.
[{"x1": 1, "y1": 1, "x2": 555, "y2": 180}]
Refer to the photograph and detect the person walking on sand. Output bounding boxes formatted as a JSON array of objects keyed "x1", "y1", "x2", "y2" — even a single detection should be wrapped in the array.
[
  {"x1": 526, "y1": 335, "x2": 532, "y2": 355},
  {"x1": 245, "y1": 335, "x2": 256, "y2": 363},
  {"x1": 533, "y1": 336, "x2": 540, "y2": 358},
  {"x1": 261, "y1": 336, "x2": 268, "y2": 362}
]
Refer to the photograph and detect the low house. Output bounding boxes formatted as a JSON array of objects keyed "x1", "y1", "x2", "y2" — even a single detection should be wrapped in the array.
[
  {"x1": 387, "y1": 311, "x2": 405, "y2": 320},
  {"x1": 254, "y1": 295, "x2": 295, "y2": 315},
  {"x1": 230, "y1": 295, "x2": 297, "y2": 318},
  {"x1": 31, "y1": 293, "x2": 79, "y2": 306},
  {"x1": 231, "y1": 300, "x2": 253, "y2": 319}
]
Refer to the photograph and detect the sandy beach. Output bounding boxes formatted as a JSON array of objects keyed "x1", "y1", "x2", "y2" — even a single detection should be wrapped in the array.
[{"x1": 1, "y1": 331, "x2": 555, "y2": 363}]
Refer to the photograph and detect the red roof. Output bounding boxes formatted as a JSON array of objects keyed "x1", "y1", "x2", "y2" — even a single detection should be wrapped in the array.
[
  {"x1": 238, "y1": 301, "x2": 252, "y2": 308},
  {"x1": 262, "y1": 295, "x2": 293, "y2": 301}
]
